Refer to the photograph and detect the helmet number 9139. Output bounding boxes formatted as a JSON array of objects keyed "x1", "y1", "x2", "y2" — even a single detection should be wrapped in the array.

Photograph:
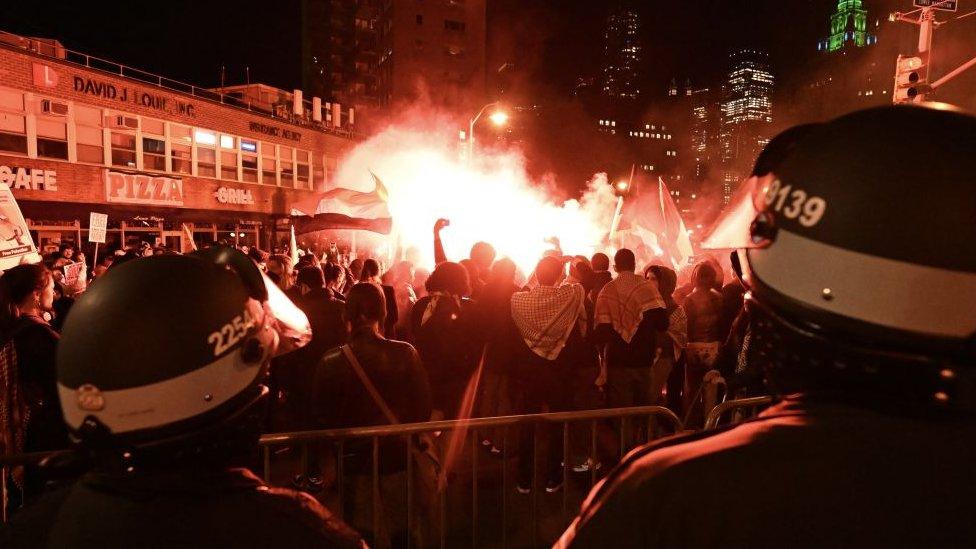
[
  {"x1": 208, "y1": 310, "x2": 256, "y2": 357},
  {"x1": 764, "y1": 179, "x2": 827, "y2": 227}
]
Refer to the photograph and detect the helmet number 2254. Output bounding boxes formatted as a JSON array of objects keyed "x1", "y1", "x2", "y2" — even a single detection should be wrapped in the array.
[{"x1": 208, "y1": 310, "x2": 256, "y2": 357}]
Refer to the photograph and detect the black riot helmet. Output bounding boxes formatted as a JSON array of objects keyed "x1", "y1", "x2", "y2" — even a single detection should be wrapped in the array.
[
  {"x1": 56, "y1": 246, "x2": 311, "y2": 463},
  {"x1": 703, "y1": 105, "x2": 976, "y2": 410}
]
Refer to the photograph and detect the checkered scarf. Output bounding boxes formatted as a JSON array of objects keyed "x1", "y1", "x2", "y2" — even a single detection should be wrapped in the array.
[
  {"x1": 511, "y1": 283, "x2": 585, "y2": 360},
  {"x1": 594, "y1": 272, "x2": 666, "y2": 344}
]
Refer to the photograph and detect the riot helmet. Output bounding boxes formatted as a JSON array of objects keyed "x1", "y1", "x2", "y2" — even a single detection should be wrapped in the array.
[
  {"x1": 56, "y1": 246, "x2": 311, "y2": 463},
  {"x1": 702, "y1": 105, "x2": 976, "y2": 410}
]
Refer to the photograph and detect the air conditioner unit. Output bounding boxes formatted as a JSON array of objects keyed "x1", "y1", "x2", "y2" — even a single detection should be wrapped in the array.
[
  {"x1": 41, "y1": 99, "x2": 69, "y2": 116},
  {"x1": 106, "y1": 115, "x2": 139, "y2": 129}
]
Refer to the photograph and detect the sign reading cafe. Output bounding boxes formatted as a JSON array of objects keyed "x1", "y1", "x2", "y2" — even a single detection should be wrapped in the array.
[{"x1": 0, "y1": 165, "x2": 58, "y2": 191}]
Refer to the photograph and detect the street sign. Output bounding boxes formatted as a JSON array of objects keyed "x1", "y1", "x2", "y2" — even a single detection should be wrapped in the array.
[
  {"x1": 89, "y1": 212, "x2": 108, "y2": 243},
  {"x1": 914, "y1": 0, "x2": 958, "y2": 11}
]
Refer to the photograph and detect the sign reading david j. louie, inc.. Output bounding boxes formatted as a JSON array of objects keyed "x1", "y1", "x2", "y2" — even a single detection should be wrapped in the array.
[{"x1": 104, "y1": 170, "x2": 184, "y2": 207}]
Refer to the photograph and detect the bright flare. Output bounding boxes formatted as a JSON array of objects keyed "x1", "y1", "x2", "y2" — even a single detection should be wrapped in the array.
[{"x1": 331, "y1": 124, "x2": 617, "y2": 273}]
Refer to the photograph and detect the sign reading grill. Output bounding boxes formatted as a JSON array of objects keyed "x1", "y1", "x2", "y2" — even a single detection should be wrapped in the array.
[{"x1": 913, "y1": 0, "x2": 957, "y2": 11}]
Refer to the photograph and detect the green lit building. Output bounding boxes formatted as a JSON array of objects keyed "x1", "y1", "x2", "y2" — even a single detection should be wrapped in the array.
[{"x1": 818, "y1": 0, "x2": 878, "y2": 52}]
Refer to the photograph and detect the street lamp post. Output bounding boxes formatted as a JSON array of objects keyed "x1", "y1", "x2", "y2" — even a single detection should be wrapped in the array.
[{"x1": 467, "y1": 101, "x2": 507, "y2": 161}]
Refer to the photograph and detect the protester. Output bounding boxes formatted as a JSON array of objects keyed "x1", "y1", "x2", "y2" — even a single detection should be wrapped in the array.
[
  {"x1": 387, "y1": 260, "x2": 417, "y2": 337},
  {"x1": 314, "y1": 283, "x2": 432, "y2": 548},
  {"x1": 0, "y1": 264, "x2": 67, "y2": 513},
  {"x1": 646, "y1": 265, "x2": 686, "y2": 408},
  {"x1": 682, "y1": 261, "x2": 725, "y2": 421},
  {"x1": 265, "y1": 253, "x2": 295, "y2": 294},
  {"x1": 588, "y1": 252, "x2": 612, "y2": 304},
  {"x1": 473, "y1": 258, "x2": 520, "y2": 452},
  {"x1": 323, "y1": 261, "x2": 347, "y2": 302},
  {"x1": 432, "y1": 217, "x2": 495, "y2": 296},
  {"x1": 593, "y1": 249, "x2": 668, "y2": 409},
  {"x1": 362, "y1": 258, "x2": 398, "y2": 338},
  {"x1": 410, "y1": 261, "x2": 477, "y2": 419},
  {"x1": 509, "y1": 256, "x2": 587, "y2": 493}
]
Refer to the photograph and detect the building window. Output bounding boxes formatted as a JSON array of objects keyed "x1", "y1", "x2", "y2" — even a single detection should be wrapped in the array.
[
  {"x1": 444, "y1": 19, "x2": 465, "y2": 31},
  {"x1": 0, "y1": 89, "x2": 27, "y2": 155},
  {"x1": 109, "y1": 131, "x2": 136, "y2": 168},
  {"x1": 416, "y1": 14, "x2": 423, "y2": 24},
  {"x1": 220, "y1": 134, "x2": 239, "y2": 181},
  {"x1": 242, "y1": 139, "x2": 258, "y2": 183},
  {"x1": 35, "y1": 116, "x2": 68, "y2": 160},
  {"x1": 194, "y1": 129, "x2": 217, "y2": 177},
  {"x1": 313, "y1": 155, "x2": 325, "y2": 190},
  {"x1": 280, "y1": 146, "x2": 294, "y2": 186},
  {"x1": 170, "y1": 124, "x2": 192, "y2": 174},
  {"x1": 141, "y1": 117, "x2": 166, "y2": 171},
  {"x1": 74, "y1": 105, "x2": 103, "y2": 164},
  {"x1": 296, "y1": 150, "x2": 310, "y2": 189},
  {"x1": 261, "y1": 142, "x2": 277, "y2": 185}
]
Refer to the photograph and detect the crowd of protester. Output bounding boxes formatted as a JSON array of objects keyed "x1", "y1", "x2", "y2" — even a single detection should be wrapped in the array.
[{"x1": 3, "y1": 105, "x2": 973, "y2": 547}]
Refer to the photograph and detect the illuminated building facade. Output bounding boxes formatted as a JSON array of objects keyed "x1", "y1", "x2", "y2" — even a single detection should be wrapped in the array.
[
  {"x1": 818, "y1": 0, "x2": 878, "y2": 53},
  {"x1": 719, "y1": 49, "x2": 774, "y2": 203},
  {"x1": 602, "y1": 8, "x2": 641, "y2": 100}
]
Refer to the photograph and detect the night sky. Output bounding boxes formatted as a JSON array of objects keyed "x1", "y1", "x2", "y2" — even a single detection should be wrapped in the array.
[{"x1": 2, "y1": 1, "x2": 844, "y2": 96}]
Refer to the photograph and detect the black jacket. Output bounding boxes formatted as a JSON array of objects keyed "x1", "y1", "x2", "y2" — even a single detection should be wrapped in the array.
[{"x1": 1, "y1": 467, "x2": 364, "y2": 548}]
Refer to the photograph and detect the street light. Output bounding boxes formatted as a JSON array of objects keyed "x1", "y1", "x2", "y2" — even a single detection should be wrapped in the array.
[{"x1": 467, "y1": 101, "x2": 508, "y2": 161}]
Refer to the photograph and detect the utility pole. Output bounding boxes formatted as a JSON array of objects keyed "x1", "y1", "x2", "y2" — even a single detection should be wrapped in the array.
[{"x1": 890, "y1": 1, "x2": 976, "y2": 104}]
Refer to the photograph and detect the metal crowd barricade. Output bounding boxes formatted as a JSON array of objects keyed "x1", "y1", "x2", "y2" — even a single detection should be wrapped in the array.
[
  {"x1": 259, "y1": 406, "x2": 682, "y2": 548},
  {"x1": 1, "y1": 406, "x2": 681, "y2": 544},
  {"x1": 703, "y1": 396, "x2": 775, "y2": 430}
]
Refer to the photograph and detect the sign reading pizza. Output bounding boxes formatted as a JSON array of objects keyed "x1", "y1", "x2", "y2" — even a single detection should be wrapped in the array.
[{"x1": 104, "y1": 170, "x2": 184, "y2": 207}]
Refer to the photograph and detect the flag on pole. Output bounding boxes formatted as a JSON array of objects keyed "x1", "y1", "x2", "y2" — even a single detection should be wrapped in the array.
[
  {"x1": 291, "y1": 171, "x2": 393, "y2": 235},
  {"x1": 289, "y1": 224, "x2": 299, "y2": 267},
  {"x1": 181, "y1": 223, "x2": 197, "y2": 253},
  {"x1": 616, "y1": 177, "x2": 694, "y2": 270}
]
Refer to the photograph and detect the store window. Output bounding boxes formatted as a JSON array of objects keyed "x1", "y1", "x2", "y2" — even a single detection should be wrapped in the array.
[
  {"x1": 261, "y1": 142, "x2": 277, "y2": 185},
  {"x1": 75, "y1": 105, "x2": 103, "y2": 164},
  {"x1": 109, "y1": 131, "x2": 136, "y2": 168},
  {"x1": 296, "y1": 150, "x2": 310, "y2": 189},
  {"x1": 170, "y1": 124, "x2": 192, "y2": 174},
  {"x1": 220, "y1": 134, "x2": 239, "y2": 180},
  {"x1": 280, "y1": 146, "x2": 294, "y2": 186},
  {"x1": 194, "y1": 129, "x2": 217, "y2": 177},
  {"x1": 241, "y1": 139, "x2": 258, "y2": 183},
  {"x1": 141, "y1": 117, "x2": 166, "y2": 171},
  {"x1": 0, "y1": 89, "x2": 27, "y2": 155},
  {"x1": 35, "y1": 115, "x2": 68, "y2": 160}
]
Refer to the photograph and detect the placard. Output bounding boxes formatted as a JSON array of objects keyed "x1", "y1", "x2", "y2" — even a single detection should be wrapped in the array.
[
  {"x1": 89, "y1": 212, "x2": 108, "y2": 243},
  {"x1": 0, "y1": 183, "x2": 39, "y2": 270}
]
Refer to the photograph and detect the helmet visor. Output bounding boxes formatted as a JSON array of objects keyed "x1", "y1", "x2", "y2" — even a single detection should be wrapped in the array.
[
  {"x1": 700, "y1": 173, "x2": 778, "y2": 250},
  {"x1": 262, "y1": 270, "x2": 312, "y2": 355}
]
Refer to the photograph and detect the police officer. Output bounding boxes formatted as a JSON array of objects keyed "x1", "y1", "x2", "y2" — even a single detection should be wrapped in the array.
[
  {"x1": 556, "y1": 105, "x2": 976, "y2": 547},
  {"x1": 1, "y1": 247, "x2": 365, "y2": 548}
]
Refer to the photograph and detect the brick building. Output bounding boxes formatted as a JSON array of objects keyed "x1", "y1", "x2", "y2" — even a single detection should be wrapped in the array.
[{"x1": 0, "y1": 30, "x2": 360, "y2": 254}]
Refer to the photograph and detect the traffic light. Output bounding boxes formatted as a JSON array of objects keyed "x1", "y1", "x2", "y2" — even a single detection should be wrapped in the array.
[{"x1": 893, "y1": 55, "x2": 930, "y2": 104}]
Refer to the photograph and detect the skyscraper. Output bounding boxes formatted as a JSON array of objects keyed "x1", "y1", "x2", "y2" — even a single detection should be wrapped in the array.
[
  {"x1": 720, "y1": 49, "x2": 774, "y2": 203},
  {"x1": 602, "y1": 8, "x2": 641, "y2": 100},
  {"x1": 819, "y1": 0, "x2": 878, "y2": 53},
  {"x1": 302, "y1": 0, "x2": 380, "y2": 109}
]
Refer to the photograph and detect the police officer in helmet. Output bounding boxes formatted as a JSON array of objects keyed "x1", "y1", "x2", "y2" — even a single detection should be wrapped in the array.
[
  {"x1": 557, "y1": 105, "x2": 976, "y2": 547},
  {"x1": 1, "y1": 247, "x2": 365, "y2": 548}
]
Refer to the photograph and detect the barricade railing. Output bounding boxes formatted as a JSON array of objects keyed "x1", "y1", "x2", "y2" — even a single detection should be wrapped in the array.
[
  {"x1": 2, "y1": 406, "x2": 682, "y2": 545},
  {"x1": 703, "y1": 396, "x2": 775, "y2": 430},
  {"x1": 259, "y1": 406, "x2": 682, "y2": 548}
]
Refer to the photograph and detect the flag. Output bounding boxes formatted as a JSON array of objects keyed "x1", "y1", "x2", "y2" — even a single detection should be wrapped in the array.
[
  {"x1": 618, "y1": 178, "x2": 693, "y2": 270},
  {"x1": 291, "y1": 171, "x2": 392, "y2": 235},
  {"x1": 289, "y1": 225, "x2": 299, "y2": 267},
  {"x1": 181, "y1": 223, "x2": 197, "y2": 253}
]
